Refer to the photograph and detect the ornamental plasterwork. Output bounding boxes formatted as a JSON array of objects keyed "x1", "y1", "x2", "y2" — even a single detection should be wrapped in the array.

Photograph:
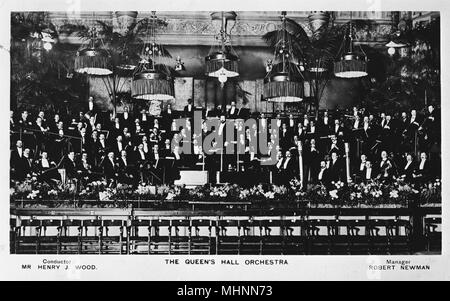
[{"x1": 49, "y1": 11, "x2": 393, "y2": 46}]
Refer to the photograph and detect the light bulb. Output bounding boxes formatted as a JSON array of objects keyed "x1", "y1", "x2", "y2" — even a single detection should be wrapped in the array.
[
  {"x1": 388, "y1": 47, "x2": 395, "y2": 56},
  {"x1": 218, "y1": 74, "x2": 227, "y2": 83}
]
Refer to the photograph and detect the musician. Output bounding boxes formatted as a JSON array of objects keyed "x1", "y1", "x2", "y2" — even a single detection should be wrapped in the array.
[
  {"x1": 328, "y1": 135, "x2": 344, "y2": 156},
  {"x1": 10, "y1": 110, "x2": 17, "y2": 132},
  {"x1": 120, "y1": 106, "x2": 132, "y2": 130},
  {"x1": 304, "y1": 138, "x2": 321, "y2": 184},
  {"x1": 161, "y1": 139, "x2": 173, "y2": 158},
  {"x1": 280, "y1": 123, "x2": 292, "y2": 150},
  {"x1": 332, "y1": 118, "x2": 344, "y2": 138},
  {"x1": 184, "y1": 98, "x2": 194, "y2": 118},
  {"x1": 113, "y1": 135, "x2": 125, "y2": 156},
  {"x1": 377, "y1": 150, "x2": 393, "y2": 182},
  {"x1": 288, "y1": 114, "x2": 296, "y2": 131},
  {"x1": 18, "y1": 110, "x2": 32, "y2": 128},
  {"x1": 62, "y1": 151, "x2": 77, "y2": 180},
  {"x1": 306, "y1": 120, "x2": 317, "y2": 140},
  {"x1": 76, "y1": 152, "x2": 94, "y2": 184},
  {"x1": 413, "y1": 152, "x2": 431, "y2": 184},
  {"x1": 117, "y1": 150, "x2": 135, "y2": 185},
  {"x1": 162, "y1": 104, "x2": 174, "y2": 130},
  {"x1": 227, "y1": 101, "x2": 239, "y2": 119},
  {"x1": 96, "y1": 133, "x2": 108, "y2": 162},
  {"x1": 363, "y1": 161, "x2": 375, "y2": 183},
  {"x1": 328, "y1": 151, "x2": 344, "y2": 183},
  {"x1": 35, "y1": 151, "x2": 56, "y2": 175},
  {"x1": 102, "y1": 151, "x2": 119, "y2": 181},
  {"x1": 281, "y1": 150, "x2": 297, "y2": 184},
  {"x1": 317, "y1": 160, "x2": 330, "y2": 186},
  {"x1": 399, "y1": 153, "x2": 416, "y2": 183},
  {"x1": 11, "y1": 140, "x2": 24, "y2": 174},
  {"x1": 354, "y1": 154, "x2": 368, "y2": 181}
]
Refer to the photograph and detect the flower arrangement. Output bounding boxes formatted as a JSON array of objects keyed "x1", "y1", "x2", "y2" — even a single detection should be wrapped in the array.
[{"x1": 10, "y1": 177, "x2": 441, "y2": 208}]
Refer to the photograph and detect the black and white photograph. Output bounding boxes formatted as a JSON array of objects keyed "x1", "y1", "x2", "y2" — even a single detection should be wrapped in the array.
[{"x1": 0, "y1": 0, "x2": 449, "y2": 282}]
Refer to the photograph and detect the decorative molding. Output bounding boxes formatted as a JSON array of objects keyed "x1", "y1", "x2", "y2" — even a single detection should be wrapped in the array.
[{"x1": 49, "y1": 11, "x2": 394, "y2": 47}]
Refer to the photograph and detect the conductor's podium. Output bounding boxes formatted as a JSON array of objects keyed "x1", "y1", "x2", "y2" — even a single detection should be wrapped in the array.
[{"x1": 174, "y1": 171, "x2": 208, "y2": 187}]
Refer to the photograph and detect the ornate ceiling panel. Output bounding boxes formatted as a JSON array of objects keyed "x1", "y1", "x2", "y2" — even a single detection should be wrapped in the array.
[{"x1": 48, "y1": 11, "x2": 394, "y2": 47}]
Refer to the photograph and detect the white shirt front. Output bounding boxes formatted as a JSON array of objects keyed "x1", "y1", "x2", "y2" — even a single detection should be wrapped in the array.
[
  {"x1": 139, "y1": 150, "x2": 145, "y2": 160},
  {"x1": 117, "y1": 142, "x2": 123, "y2": 152},
  {"x1": 143, "y1": 142, "x2": 149, "y2": 153},
  {"x1": 419, "y1": 159, "x2": 426, "y2": 170},
  {"x1": 276, "y1": 158, "x2": 283, "y2": 169},
  {"x1": 41, "y1": 158, "x2": 49, "y2": 168},
  {"x1": 366, "y1": 168, "x2": 372, "y2": 179},
  {"x1": 360, "y1": 162, "x2": 365, "y2": 171},
  {"x1": 318, "y1": 168, "x2": 326, "y2": 180},
  {"x1": 289, "y1": 119, "x2": 294, "y2": 127},
  {"x1": 354, "y1": 120, "x2": 359, "y2": 129},
  {"x1": 218, "y1": 123, "x2": 225, "y2": 136},
  {"x1": 404, "y1": 161, "x2": 412, "y2": 170},
  {"x1": 364, "y1": 123, "x2": 369, "y2": 131},
  {"x1": 121, "y1": 157, "x2": 127, "y2": 166},
  {"x1": 17, "y1": 147, "x2": 23, "y2": 157},
  {"x1": 283, "y1": 158, "x2": 290, "y2": 169}
]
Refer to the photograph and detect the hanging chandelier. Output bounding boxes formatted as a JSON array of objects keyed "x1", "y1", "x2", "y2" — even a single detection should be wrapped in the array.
[
  {"x1": 333, "y1": 12, "x2": 368, "y2": 79},
  {"x1": 205, "y1": 11, "x2": 239, "y2": 87},
  {"x1": 263, "y1": 11, "x2": 304, "y2": 103},
  {"x1": 74, "y1": 12, "x2": 112, "y2": 76},
  {"x1": 131, "y1": 11, "x2": 174, "y2": 101}
]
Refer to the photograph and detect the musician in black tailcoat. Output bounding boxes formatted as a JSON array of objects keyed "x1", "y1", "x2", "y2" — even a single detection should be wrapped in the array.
[
  {"x1": 102, "y1": 151, "x2": 118, "y2": 181},
  {"x1": 399, "y1": 153, "x2": 416, "y2": 183},
  {"x1": 328, "y1": 151, "x2": 345, "y2": 184},
  {"x1": 377, "y1": 150, "x2": 393, "y2": 183},
  {"x1": 317, "y1": 160, "x2": 330, "y2": 187},
  {"x1": 183, "y1": 98, "x2": 194, "y2": 118},
  {"x1": 35, "y1": 151, "x2": 59, "y2": 183},
  {"x1": 61, "y1": 151, "x2": 77, "y2": 180},
  {"x1": 117, "y1": 150, "x2": 135, "y2": 185},
  {"x1": 304, "y1": 138, "x2": 321, "y2": 185},
  {"x1": 413, "y1": 152, "x2": 432, "y2": 185},
  {"x1": 227, "y1": 101, "x2": 239, "y2": 119}
]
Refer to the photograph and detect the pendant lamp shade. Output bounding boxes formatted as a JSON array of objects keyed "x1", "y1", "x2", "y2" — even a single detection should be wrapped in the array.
[
  {"x1": 262, "y1": 11, "x2": 304, "y2": 103},
  {"x1": 263, "y1": 72, "x2": 304, "y2": 103},
  {"x1": 334, "y1": 53, "x2": 368, "y2": 78},
  {"x1": 131, "y1": 70, "x2": 174, "y2": 101},
  {"x1": 205, "y1": 11, "x2": 239, "y2": 84},
  {"x1": 131, "y1": 11, "x2": 175, "y2": 101},
  {"x1": 205, "y1": 52, "x2": 239, "y2": 81},
  {"x1": 74, "y1": 48, "x2": 113, "y2": 75}
]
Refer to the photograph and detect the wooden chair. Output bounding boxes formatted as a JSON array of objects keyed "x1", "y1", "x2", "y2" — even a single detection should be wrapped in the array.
[
  {"x1": 59, "y1": 219, "x2": 83, "y2": 254},
  {"x1": 238, "y1": 219, "x2": 263, "y2": 255},
  {"x1": 216, "y1": 220, "x2": 241, "y2": 255},
  {"x1": 15, "y1": 219, "x2": 41, "y2": 254},
  {"x1": 385, "y1": 219, "x2": 413, "y2": 254},
  {"x1": 10, "y1": 218, "x2": 17, "y2": 254},
  {"x1": 149, "y1": 219, "x2": 171, "y2": 254},
  {"x1": 80, "y1": 219, "x2": 103, "y2": 254},
  {"x1": 101, "y1": 219, "x2": 125, "y2": 254},
  {"x1": 170, "y1": 219, "x2": 191, "y2": 255},
  {"x1": 39, "y1": 219, "x2": 63, "y2": 254},
  {"x1": 305, "y1": 219, "x2": 332, "y2": 255},
  {"x1": 424, "y1": 217, "x2": 441, "y2": 253},
  {"x1": 258, "y1": 219, "x2": 285, "y2": 255},
  {"x1": 282, "y1": 219, "x2": 307, "y2": 255},
  {"x1": 190, "y1": 219, "x2": 214, "y2": 255},
  {"x1": 128, "y1": 219, "x2": 151, "y2": 254}
]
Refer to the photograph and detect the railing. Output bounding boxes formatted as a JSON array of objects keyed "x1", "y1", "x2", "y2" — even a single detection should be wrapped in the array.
[{"x1": 10, "y1": 204, "x2": 441, "y2": 255}]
